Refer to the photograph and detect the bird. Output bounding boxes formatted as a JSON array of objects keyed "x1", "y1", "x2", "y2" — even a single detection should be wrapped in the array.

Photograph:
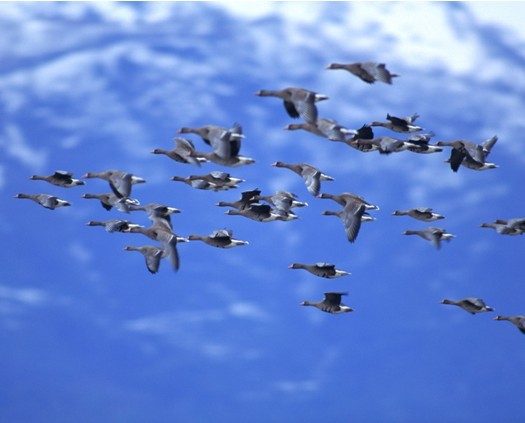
[
  {"x1": 253, "y1": 191, "x2": 308, "y2": 211},
  {"x1": 402, "y1": 227, "x2": 455, "y2": 249},
  {"x1": 215, "y1": 189, "x2": 262, "y2": 211},
  {"x1": 440, "y1": 298, "x2": 494, "y2": 315},
  {"x1": 326, "y1": 61, "x2": 398, "y2": 84},
  {"x1": 370, "y1": 113, "x2": 423, "y2": 133},
  {"x1": 288, "y1": 262, "x2": 350, "y2": 278},
  {"x1": 480, "y1": 221, "x2": 523, "y2": 236},
  {"x1": 85, "y1": 219, "x2": 142, "y2": 233},
  {"x1": 317, "y1": 192, "x2": 380, "y2": 210},
  {"x1": 81, "y1": 193, "x2": 138, "y2": 213},
  {"x1": 321, "y1": 203, "x2": 370, "y2": 244},
  {"x1": 83, "y1": 169, "x2": 146, "y2": 199},
  {"x1": 225, "y1": 203, "x2": 298, "y2": 222},
  {"x1": 151, "y1": 137, "x2": 207, "y2": 166},
  {"x1": 188, "y1": 229, "x2": 249, "y2": 248},
  {"x1": 177, "y1": 123, "x2": 244, "y2": 147},
  {"x1": 350, "y1": 136, "x2": 415, "y2": 154},
  {"x1": 284, "y1": 119, "x2": 371, "y2": 143},
  {"x1": 437, "y1": 136, "x2": 498, "y2": 172},
  {"x1": 272, "y1": 161, "x2": 334, "y2": 197},
  {"x1": 493, "y1": 218, "x2": 525, "y2": 233},
  {"x1": 122, "y1": 245, "x2": 166, "y2": 274},
  {"x1": 254, "y1": 87, "x2": 329, "y2": 124},
  {"x1": 29, "y1": 170, "x2": 85, "y2": 188},
  {"x1": 129, "y1": 203, "x2": 181, "y2": 230},
  {"x1": 300, "y1": 292, "x2": 353, "y2": 314},
  {"x1": 170, "y1": 176, "x2": 233, "y2": 192},
  {"x1": 392, "y1": 208, "x2": 445, "y2": 222},
  {"x1": 14, "y1": 193, "x2": 71, "y2": 210},
  {"x1": 188, "y1": 171, "x2": 245, "y2": 189},
  {"x1": 403, "y1": 132, "x2": 442, "y2": 154},
  {"x1": 124, "y1": 225, "x2": 182, "y2": 271},
  {"x1": 494, "y1": 315, "x2": 525, "y2": 335}
]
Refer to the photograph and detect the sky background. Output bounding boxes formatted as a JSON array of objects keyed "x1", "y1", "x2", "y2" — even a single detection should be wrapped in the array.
[{"x1": 1, "y1": 2, "x2": 525, "y2": 422}]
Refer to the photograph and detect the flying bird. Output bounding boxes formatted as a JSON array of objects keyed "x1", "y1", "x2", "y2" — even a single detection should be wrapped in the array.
[
  {"x1": 300, "y1": 292, "x2": 353, "y2": 314},
  {"x1": 326, "y1": 61, "x2": 399, "y2": 84},
  {"x1": 14, "y1": 193, "x2": 71, "y2": 210}
]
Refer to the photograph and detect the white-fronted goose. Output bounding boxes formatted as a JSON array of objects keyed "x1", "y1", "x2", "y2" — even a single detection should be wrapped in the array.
[
  {"x1": 437, "y1": 136, "x2": 497, "y2": 172},
  {"x1": 123, "y1": 245, "x2": 166, "y2": 274},
  {"x1": 317, "y1": 192, "x2": 379, "y2": 210},
  {"x1": 15, "y1": 193, "x2": 71, "y2": 210},
  {"x1": 85, "y1": 219, "x2": 142, "y2": 233},
  {"x1": 392, "y1": 208, "x2": 444, "y2": 222},
  {"x1": 82, "y1": 192, "x2": 138, "y2": 213},
  {"x1": 370, "y1": 113, "x2": 423, "y2": 133},
  {"x1": 215, "y1": 189, "x2": 261, "y2": 211},
  {"x1": 188, "y1": 229, "x2": 249, "y2": 248},
  {"x1": 83, "y1": 169, "x2": 146, "y2": 198},
  {"x1": 326, "y1": 62, "x2": 398, "y2": 84},
  {"x1": 177, "y1": 123, "x2": 244, "y2": 147},
  {"x1": 494, "y1": 315, "x2": 525, "y2": 334},
  {"x1": 254, "y1": 191, "x2": 308, "y2": 211},
  {"x1": 188, "y1": 171, "x2": 244, "y2": 189},
  {"x1": 403, "y1": 132, "x2": 442, "y2": 154},
  {"x1": 151, "y1": 137, "x2": 207, "y2": 166},
  {"x1": 441, "y1": 298, "x2": 494, "y2": 315},
  {"x1": 255, "y1": 87, "x2": 329, "y2": 124},
  {"x1": 30, "y1": 170, "x2": 85, "y2": 188},
  {"x1": 300, "y1": 292, "x2": 353, "y2": 314},
  {"x1": 272, "y1": 161, "x2": 334, "y2": 197},
  {"x1": 170, "y1": 176, "x2": 232, "y2": 192},
  {"x1": 321, "y1": 203, "x2": 370, "y2": 243},
  {"x1": 289, "y1": 262, "x2": 350, "y2": 278},
  {"x1": 402, "y1": 226, "x2": 455, "y2": 249},
  {"x1": 124, "y1": 224, "x2": 182, "y2": 271},
  {"x1": 480, "y1": 221, "x2": 524, "y2": 236},
  {"x1": 350, "y1": 136, "x2": 415, "y2": 155},
  {"x1": 494, "y1": 218, "x2": 525, "y2": 233},
  {"x1": 129, "y1": 203, "x2": 181, "y2": 230},
  {"x1": 225, "y1": 203, "x2": 298, "y2": 222}
]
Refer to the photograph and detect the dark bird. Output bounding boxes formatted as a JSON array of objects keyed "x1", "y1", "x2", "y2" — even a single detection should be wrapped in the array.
[
  {"x1": 289, "y1": 262, "x2": 350, "y2": 278},
  {"x1": 255, "y1": 87, "x2": 329, "y2": 124},
  {"x1": 317, "y1": 192, "x2": 379, "y2": 210},
  {"x1": 437, "y1": 136, "x2": 498, "y2": 172},
  {"x1": 392, "y1": 208, "x2": 444, "y2": 222},
  {"x1": 129, "y1": 203, "x2": 181, "y2": 230},
  {"x1": 82, "y1": 193, "x2": 138, "y2": 213},
  {"x1": 272, "y1": 161, "x2": 334, "y2": 197},
  {"x1": 326, "y1": 61, "x2": 398, "y2": 84},
  {"x1": 85, "y1": 219, "x2": 142, "y2": 233},
  {"x1": 370, "y1": 113, "x2": 423, "y2": 133},
  {"x1": 225, "y1": 203, "x2": 298, "y2": 222},
  {"x1": 170, "y1": 175, "x2": 236, "y2": 191},
  {"x1": 441, "y1": 298, "x2": 494, "y2": 315},
  {"x1": 215, "y1": 189, "x2": 262, "y2": 211},
  {"x1": 83, "y1": 169, "x2": 146, "y2": 198},
  {"x1": 29, "y1": 170, "x2": 85, "y2": 188},
  {"x1": 350, "y1": 136, "x2": 415, "y2": 154},
  {"x1": 188, "y1": 229, "x2": 249, "y2": 248},
  {"x1": 253, "y1": 191, "x2": 308, "y2": 212},
  {"x1": 151, "y1": 137, "x2": 207, "y2": 166},
  {"x1": 494, "y1": 315, "x2": 525, "y2": 335},
  {"x1": 14, "y1": 193, "x2": 71, "y2": 210},
  {"x1": 300, "y1": 292, "x2": 353, "y2": 314},
  {"x1": 284, "y1": 119, "x2": 371, "y2": 143},
  {"x1": 123, "y1": 245, "x2": 166, "y2": 274},
  {"x1": 402, "y1": 227, "x2": 455, "y2": 249},
  {"x1": 403, "y1": 132, "x2": 442, "y2": 154}
]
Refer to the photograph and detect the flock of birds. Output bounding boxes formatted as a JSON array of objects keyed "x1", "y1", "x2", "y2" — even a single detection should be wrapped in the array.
[{"x1": 14, "y1": 60, "x2": 525, "y2": 334}]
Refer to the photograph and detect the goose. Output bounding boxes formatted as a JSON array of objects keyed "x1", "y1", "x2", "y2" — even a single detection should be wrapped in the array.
[
  {"x1": 321, "y1": 203, "x2": 370, "y2": 243},
  {"x1": 255, "y1": 87, "x2": 329, "y2": 124},
  {"x1": 350, "y1": 136, "x2": 415, "y2": 154},
  {"x1": 123, "y1": 245, "x2": 166, "y2": 274},
  {"x1": 151, "y1": 137, "x2": 207, "y2": 166},
  {"x1": 317, "y1": 192, "x2": 379, "y2": 210},
  {"x1": 402, "y1": 227, "x2": 455, "y2": 249},
  {"x1": 83, "y1": 169, "x2": 146, "y2": 198},
  {"x1": 215, "y1": 189, "x2": 262, "y2": 211},
  {"x1": 494, "y1": 315, "x2": 525, "y2": 334},
  {"x1": 480, "y1": 222, "x2": 523, "y2": 236},
  {"x1": 253, "y1": 191, "x2": 308, "y2": 211},
  {"x1": 403, "y1": 132, "x2": 442, "y2": 154},
  {"x1": 14, "y1": 193, "x2": 71, "y2": 210},
  {"x1": 326, "y1": 62, "x2": 398, "y2": 84},
  {"x1": 300, "y1": 292, "x2": 353, "y2": 314},
  {"x1": 370, "y1": 113, "x2": 423, "y2": 133},
  {"x1": 493, "y1": 218, "x2": 525, "y2": 233},
  {"x1": 440, "y1": 298, "x2": 494, "y2": 314},
  {"x1": 85, "y1": 219, "x2": 142, "y2": 233},
  {"x1": 129, "y1": 203, "x2": 181, "y2": 230},
  {"x1": 82, "y1": 192, "x2": 138, "y2": 213},
  {"x1": 170, "y1": 176, "x2": 232, "y2": 192},
  {"x1": 289, "y1": 262, "x2": 350, "y2": 278},
  {"x1": 124, "y1": 225, "x2": 182, "y2": 271},
  {"x1": 188, "y1": 229, "x2": 249, "y2": 248},
  {"x1": 437, "y1": 135, "x2": 497, "y2": 172},
  {"x1": 272, "y1": 161, "x2": 334, "y2": 197},
  {"x1": 392, "y1": 208, "x2": 444, "y2": 222},
  {"x1": 225, "y1": 203, "x2": 297, "y2": 222},
  {"x1": 188, "y1": 171, "x2": 244, "y2": 189},
  {"x1": 177, "y1": 123, "x2": 244, "y2": 147},
  {"x1": 29, "y1": 170, "x2": 85, "y2": 188}
]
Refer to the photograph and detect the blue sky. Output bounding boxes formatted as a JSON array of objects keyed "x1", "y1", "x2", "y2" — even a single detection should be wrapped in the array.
[{"x1": 2, "y1": 2, "x2": 525, "y2": 422}]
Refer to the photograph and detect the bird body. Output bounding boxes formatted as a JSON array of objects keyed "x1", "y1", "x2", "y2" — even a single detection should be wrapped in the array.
[
  {"x1": 301, "y1": 292, "x2": 353, "y2": 314},
  {"x1": 83, "y1": 169, "x2": 146, "y2": 198},
  {"x1": 494, "y1": 315, "x2": 525, "y2": 334},
  {"x1": 272, "y1": 161, "x2": 334, "y2": 197},
  {"x1": 188, "y1": 229, "x2": 249, "y2": 248},
  {"x1": 437, "y1": 136, "x2": 498, "y2": 172},
  {"x1": 123, "y1": 245, "x2": 166, "y2": 274},
  {"x1": 30, "y1": 170, "x2": 84, "y2": 188},
  {"x1": 326, "y1": 62, "x2": 398, "y2": 84},
  {"x1": 392, "y1": 208, "x2": 444, "y2": 222},
  {"x1": 85, "y1": 219, "x2": 142, "y2": 233},
  {"x1": 441, "y1": 298, "x2": 494, "y2": 314},
  {"x1": 289, "y1": 262, "x2": 350, "y2": 278},
  {"x1": 403, "y1": 227, "x2": 455, "y2": 249},
  {"x1": 370, "y1": 113, "x2": 423, "y2": 133},
  {"x1": 151, "y1": 137, "x2": 207, "y2": 166},
  {"x1": 15, "y1": 193, "x2": 71, "y2": 210}
]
